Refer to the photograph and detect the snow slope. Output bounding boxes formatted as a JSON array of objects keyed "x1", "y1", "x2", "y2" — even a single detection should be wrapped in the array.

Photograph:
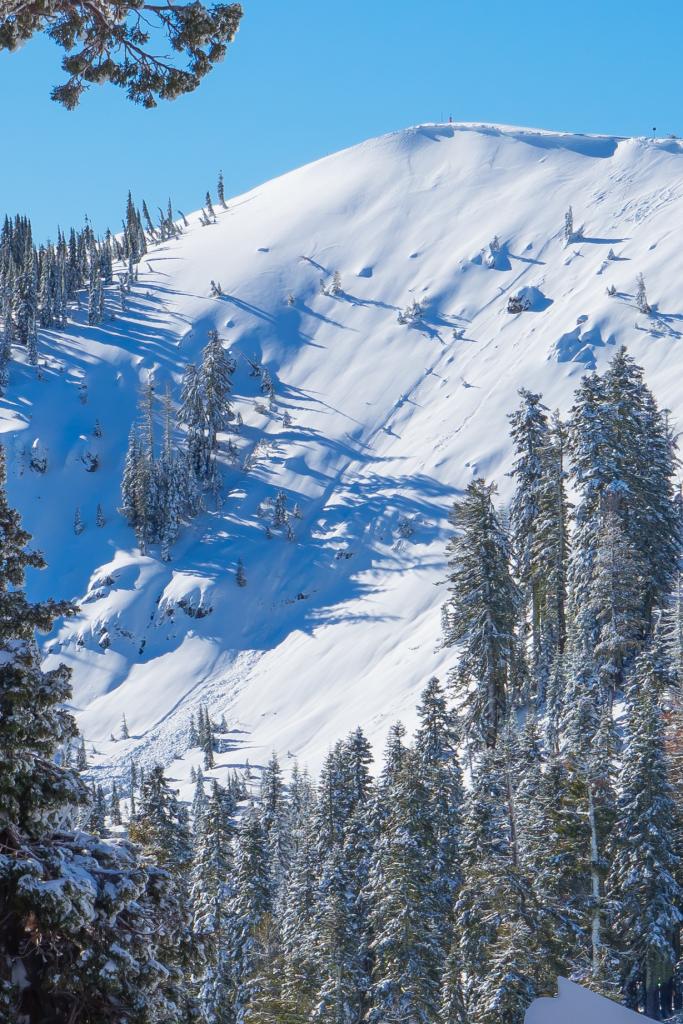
[
  {"x1": 3, "y1": 121, "x2": 683, "y2": 792},
  {"x1": 525, "y1": 978, "x2": 653, "y2": 1024}
]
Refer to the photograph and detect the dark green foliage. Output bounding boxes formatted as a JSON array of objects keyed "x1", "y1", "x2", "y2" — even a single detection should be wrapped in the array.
[{"x1": 0, "y1": 0, "x2": 243, "y2": 109}]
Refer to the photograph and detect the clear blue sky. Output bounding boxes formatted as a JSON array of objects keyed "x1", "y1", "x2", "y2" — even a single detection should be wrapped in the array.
[{"x1": 1, "y1": 0, "x2": 681, "y2": 241}]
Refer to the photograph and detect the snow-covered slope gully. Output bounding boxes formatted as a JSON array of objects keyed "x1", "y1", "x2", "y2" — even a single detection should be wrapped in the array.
[{"x1": 3, "y1": 121, "x2": 683, "y2": 794}]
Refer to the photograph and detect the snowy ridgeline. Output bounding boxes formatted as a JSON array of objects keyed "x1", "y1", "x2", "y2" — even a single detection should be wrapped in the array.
[{"x1": 2, "y1": 122, "x2": 683, "y2": 791}]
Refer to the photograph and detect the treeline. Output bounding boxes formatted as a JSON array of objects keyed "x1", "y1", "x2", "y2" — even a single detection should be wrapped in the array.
[{"x1": 0, "y1": 176, "x2": 226, "y2": 387}]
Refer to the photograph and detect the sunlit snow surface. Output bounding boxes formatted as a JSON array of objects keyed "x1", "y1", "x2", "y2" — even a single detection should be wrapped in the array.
[
  {"x1": 526, "y1": 978, "x2": 654, "y2": 1024},
  {"x1": 3, "y1": 122, "x2": 683, "y2": 794}
]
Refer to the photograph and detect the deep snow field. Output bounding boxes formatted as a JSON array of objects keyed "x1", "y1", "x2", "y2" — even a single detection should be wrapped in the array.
[{"x1": 3, "y1": 121, "x2": 683, "y2": 796}]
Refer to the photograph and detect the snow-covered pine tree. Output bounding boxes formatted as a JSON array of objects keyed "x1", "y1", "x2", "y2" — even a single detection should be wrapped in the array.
[
  {"x1": 197, "y1": 705, "x2": 216, "y2": 770},
  {"x1": 607, "y1": 648, "x2": 682, "y2": 1018},
  {"x1": 0, "y1": 446, "x2": 185, "y2": 1020},
  {"x1": 569, "y1": 350, "x2": 679, "y2": 670},
  {"x1": 109, "y1": 781, "x2": 122, "y2": 826},
  {"x1": 559, "y1": 649, "x2": 619, "y2": 986},
  {"x1": 311, "y1": 844, "x2": 368, "y2": 1024},
  {"x1": 120, "y1": 424, "x2": 141, "y2": 526},
  {"x1": 76, "y1": 734, "x2": 87, "y2": 770},
  {"x1": 589, "y1": 504, "x2": 647, "y2": 697},
  {"x1": 261, "y1": 366, "x2": 274, "y2": 397},
  {"x1": 414, "y1": 677, "x2": 464, "y2": 950},
  {"x1": 87, "y1": 255, "x2": 104, "y2": 325},
  {"x1": 442, "y1": 479, "x2": 519, "y2": 749},
  {"x1": 366, "y1": 747, "x2": 441, "y2": 1024},
  {"x1": 226, "y1": 807, "x2": 276, "y2": 1024},
  {"x1": 518, "y1": 737, "x2": 591, "y2": 986},
  {"x1": 508, "y1": 389, "x2": 552, "y2": 671},
  {"x1": 260, "y1": 752, "x2": 292, "y2": 905},
  {"x1": 129, "y1": 763, "x2": 193, "y2": 876},
  {"x1": 456, "y1": 739, "x2": 546, "y2": 1024},
  {"x1": 192, "y1": 780, "x2": 235, "y2": 1011},
  {"x1": 218, "y1": 170, "x2": 227, "y2": 209},
  {"x1": 200, "y1": 328, "x2": 234, "y2": 457},
  {"x1": 14, "y1": 231, "x2": 38, "y2": 362},
  {"x1": 635, "y1": 272, "x2": 651, "y2": 314},
  {"x1": 280, "y1": 790, "x2": 322, "y2": 1020},
  {"x1": 180, "y1": 360, "x2": 210, "y2": 478},
  {"x1": 87, "y1": 783, "x2": 107, "y2": 835},
  {"x1": 273, "y1": 489, "x2": 288, "y2": 529},
  {"x1": 532, "y1": 411, "x2": 570, "y2": 673},
  {"x1": 315, "y1": 741, "x2": 352, "y2": 856}
]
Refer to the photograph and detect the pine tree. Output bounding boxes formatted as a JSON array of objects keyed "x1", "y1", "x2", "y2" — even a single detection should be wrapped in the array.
[
  {"x1": 443, "y1": 479, "x2": 519, "y2": 749},
  {"x1": 227, "y1": 808, "x2": 275, "y2": 1024},
  {"x1": 200, "y1": 328, "x2": 233, "y2": 456},
  {"x1": 589, "y1": 505, "x2": 646, "y2": 697},
  {"x1": 109, "y1": 781, "x2": 122, "y2": 826},
  {"x1": 192, "y1": 780, "x2": 235, "y2": 962},
  {"x1": 129, "y1": 764, "x2": 192, "y2": 876},
  {"x1": 456, "y1": 741, "x2": 545, "y2": 1024},
  {"x1": 508, "y1": 389, "x2": 551, "y2": 670},
  {"x1": 311, "y1": 845, "x2": 368, "y2": 1024},
  {"x1": 532, "y1": 411, "x2": 570, "y2": 670},
  {"x1": 0, "y1": 445, "x2": 185, "y2": 1020},
  {"x1": 198, "y1": 705, "x2": 216, "y2": 770},
  {"x1": 260, "y1": 752, "x2": 291, "y2": 901},
  {"x1": 87, "y1": 260, "x2": 104, "y2": 325},
  {"x1": 179, "y1": 360, "x2": 209, "y2": 478},
  {"x1": 568, "y1": 350, "x2": 679, "y2": 678},
  {"x1": 607, "y1": 649, "x2": 682, "y2": 1017},
  {"x1": 635, "y1": 273, "x2": 651, "y2": 314},
  {"x1": 236, "y1": 557, "x2": 247, "y2": 587},
  {"x1": 281, "y1": 794, "x2": 321, "y2": 1021},
  {"x1": 76, "y1": 734, "x2": 88, "y2": 770},
  {"x1": 273, "y1": 489, "x2": 288, "y2": 529},
  {"x1": 366, "y1": 748, "x2": 441, "y2": 1024},
  {"x1": 414, "y1": 677, "x2": 464, "y2": 949},
  {"x1": 120, "y1": 713, "x2": 129, "y2": 739},
  {"x1": 519, "y1": 742, "x2": 591, "y2": 986},
  {"x1": 192, "y1": 766, "x2": 208, "y2": 820},
  {"x1": 218, "y1": 170, "x2": 227, "y2": 209},
  {"x1": 14, "y1": 231, "x2": 38, "y2": 361},
  {"x1": 559, "y1": 653, "x2": 619, "y2": 984},
  {"x1": 440, "y1": 938, "x2": 468, "y2": 1024},
  {"x1": 120, "y1": 425, "x2": 141, "y2": 525},
  {"x1": 88, "y1": 783, "x2": 107, "y2": 835}
]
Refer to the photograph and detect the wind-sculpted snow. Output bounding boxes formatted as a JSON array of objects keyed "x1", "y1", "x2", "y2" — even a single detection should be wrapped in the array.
[{"x1": 2, "y1": 121, "x2": 683, "y2": 793}]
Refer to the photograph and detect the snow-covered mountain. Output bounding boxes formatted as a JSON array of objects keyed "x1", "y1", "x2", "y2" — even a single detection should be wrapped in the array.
[{"x1": 3, "y1": 121, "x2": 683, "y2": 793}]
